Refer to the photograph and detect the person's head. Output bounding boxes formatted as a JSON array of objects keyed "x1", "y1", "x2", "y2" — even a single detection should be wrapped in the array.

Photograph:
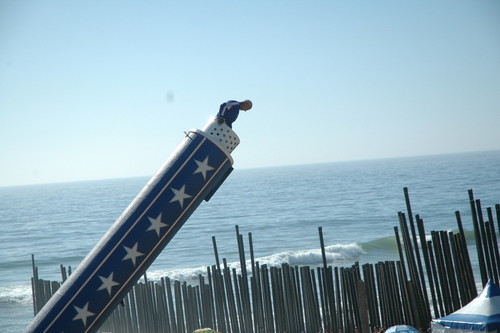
[
  {"x1": 216, "y1": 116, "x2": 225, "y2": 125},
  {"x1": 240, "y1": 99, "x2": 253, "y2": 111}
]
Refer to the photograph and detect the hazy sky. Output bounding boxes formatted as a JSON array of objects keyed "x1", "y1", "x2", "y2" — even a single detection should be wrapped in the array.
[{"x1": 1, "y1": 1, "x2": 499, "y2": 187}]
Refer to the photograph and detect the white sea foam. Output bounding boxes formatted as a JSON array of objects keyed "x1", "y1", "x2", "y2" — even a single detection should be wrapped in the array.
[
  {"x1": 255, "y1": 243, "x2": 365, "y2": 267},
  {"x1": 0, "y1": 284, "x2": 33, "y2": 305},
  {"x1": 144, "y1": 265, "x2": 210, "y2": 283}
]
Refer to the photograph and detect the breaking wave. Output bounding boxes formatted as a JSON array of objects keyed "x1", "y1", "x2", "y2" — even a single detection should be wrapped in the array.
[{"x1": 146, "y1": 242, "x2": 365, "y2": 283}]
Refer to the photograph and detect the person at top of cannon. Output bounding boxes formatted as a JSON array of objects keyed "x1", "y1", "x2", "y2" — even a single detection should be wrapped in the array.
[{"x1": 216, "y1": 99, "x2": 252, "y2": 128}]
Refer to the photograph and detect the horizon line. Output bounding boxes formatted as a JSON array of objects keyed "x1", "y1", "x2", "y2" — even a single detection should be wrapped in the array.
[{"x1": 1, "y1": 148, "x2": 499, "y2": 189}]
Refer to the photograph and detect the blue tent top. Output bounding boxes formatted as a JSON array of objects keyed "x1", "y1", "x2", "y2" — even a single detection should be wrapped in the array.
[
  {"x1": 483, "y1": 280, "x2": 500, "y2": 298},
  {"x1": 385, "y1": 325, "x2": 420, "y2": 333},
  {"x1": 433, "y1": 280, "x2": 500, "y2": 332}
]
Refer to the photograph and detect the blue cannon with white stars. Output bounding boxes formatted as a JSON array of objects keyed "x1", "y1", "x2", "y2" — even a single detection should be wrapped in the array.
[{"x1": 26, "y1": 118, "x2": 241, "y2": 333}]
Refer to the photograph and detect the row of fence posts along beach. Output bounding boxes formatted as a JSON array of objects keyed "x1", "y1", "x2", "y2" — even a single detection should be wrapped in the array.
[{"x1": 30, "y1": 188, "x2": 500, "y2": 333}]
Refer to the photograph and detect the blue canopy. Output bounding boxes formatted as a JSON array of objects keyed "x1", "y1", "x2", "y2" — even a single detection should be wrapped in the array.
[
  {"x1": 433, "y1": 280, "x2": 500, "y2": 332},
  {"x1": 385, "y1": 325, "x2": 420, "y2": 333}
]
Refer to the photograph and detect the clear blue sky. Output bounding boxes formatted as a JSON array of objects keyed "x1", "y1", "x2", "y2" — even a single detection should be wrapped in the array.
[{"x1": 1, "y1": 0, "x2": 499, "y2": 187}]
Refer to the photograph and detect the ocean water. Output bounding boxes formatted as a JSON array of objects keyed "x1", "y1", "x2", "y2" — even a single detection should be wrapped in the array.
[{"x1": 1, "y1": 150, "x2": 499, "y2": 332}]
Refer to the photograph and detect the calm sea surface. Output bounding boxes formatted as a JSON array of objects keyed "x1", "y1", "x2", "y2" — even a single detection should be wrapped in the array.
[{"x1": 1, "y1": 151, "x2": 499, "y2": 332}]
